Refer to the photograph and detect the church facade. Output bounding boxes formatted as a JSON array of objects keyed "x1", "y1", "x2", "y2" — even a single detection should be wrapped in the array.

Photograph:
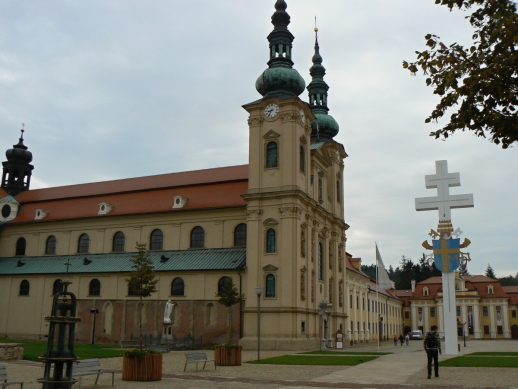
[{"x1": 0, "y1": 1, "x2": 362, "y2": 350}]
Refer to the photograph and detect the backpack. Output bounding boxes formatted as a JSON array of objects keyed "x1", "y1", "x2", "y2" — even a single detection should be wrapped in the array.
[{"x1": 425, "y1": 332, "x2": 437, "y2": 348}]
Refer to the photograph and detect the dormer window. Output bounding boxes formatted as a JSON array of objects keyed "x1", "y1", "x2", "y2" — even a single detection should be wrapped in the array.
[
  {"x1": 487, "y1": 285, "x2": 494, "y2": 295},
  {"x1": 423, "y1": 287, "x2": 429, "y2": 297},
  {"x1": 0, "y1": 196, "x2": 19, "y2": 222},
  {"x1": 172, "y1": 195, "x2": 188, "y2": 209},
  {"x1": 98, "y1": 202, "x2": 114, "y2": 215},
  {"x1": 35, "y1": 209, "x2": 49, "y2": 220}
]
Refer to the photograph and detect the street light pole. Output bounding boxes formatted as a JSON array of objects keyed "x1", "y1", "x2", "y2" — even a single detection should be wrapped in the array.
[
  {"x1": 90, "y1": 308, "x2": 99, "y2": 345},
  {"x1": 254, "y1": 287, "x2": 264, "y2": 361}
]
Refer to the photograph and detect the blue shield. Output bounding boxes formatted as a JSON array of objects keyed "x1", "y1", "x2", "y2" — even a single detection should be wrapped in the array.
[{"x1": 432, "y1": 238, "x2": 460, "y2": 273}]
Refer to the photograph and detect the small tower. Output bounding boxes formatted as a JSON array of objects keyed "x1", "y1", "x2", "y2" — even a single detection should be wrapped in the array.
[
  {"x1": 2, "y1": 126, "x2": 34, "y2": 196},
  {"x1": 307, "y1": 27, "x2": 339, "y2": 142}
]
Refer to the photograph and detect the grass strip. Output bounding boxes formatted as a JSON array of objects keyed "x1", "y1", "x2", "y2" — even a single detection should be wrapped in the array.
[
  {"x1": 441, "y1": 356, "x2": 518, "y2": 368},
  {"x1": 301, "y1": 351, "x2": 391, "y2": 355},
  {"x1": 469, "y1": 352, "x2": 518, "y2": 356},
  {"x1": 1, "y1": 340, "x2": 125, "y2": 361},
  {"x1": 247, "y1": 355, "x2": 378, "y2": 366}
]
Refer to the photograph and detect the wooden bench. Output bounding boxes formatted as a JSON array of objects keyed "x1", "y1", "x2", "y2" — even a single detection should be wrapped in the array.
[
  {"x1": 183, "y1": 352, "x2": 216, "y2": 372},
  {"x1": 0, "y1": 364, "x2": 24, "y2": 388},
  {"x1": 73, "y1": 359, "x2": 115, "y2": 389}
]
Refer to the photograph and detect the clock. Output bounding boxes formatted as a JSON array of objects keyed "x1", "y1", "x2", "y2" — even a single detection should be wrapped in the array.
[
  {"x1": 264, "y1": 103, "x2": 279, "y2": 118},
  {"x1": 299, "y1": 109, "x2": 306, "y2": 124}
]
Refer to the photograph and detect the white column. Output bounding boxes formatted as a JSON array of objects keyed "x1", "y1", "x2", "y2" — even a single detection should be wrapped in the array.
[
  {"x1": 489, "y1": 302, "x2": 496, "y2": 338},
  {"x1": 442, "y1": 272, "x2": 458, "y2": 355},
  {"x1": 503, "y1": 303, "x2": 511, "y2": 338},
  {"x1": 353, "y1": 288, "x2": 358, "y2": 342},
  {"x1": 411, "y1": 305, "x2": 417, "y2": 331},
  {"x1": 424, "y1": 304, "x2": 429, "y2": 332},
  {"x1": 346, "y1": 289, "x2": 351, "y2": 341},
  {"x1": 359, "y1": 290, "x2": 364, "y2": 341},
  {"x1": 473, "y1": 304, "x2": 481, "y2": 339},
  {"x1": 438, "y1": 302, "x2": 444, "y2": 337},
  {"x1": 461, "y1": 304, "x2": 468, "y2": 337},
  {"x1": 365, "y1": 297, "x2": 370, "y2": 342}
]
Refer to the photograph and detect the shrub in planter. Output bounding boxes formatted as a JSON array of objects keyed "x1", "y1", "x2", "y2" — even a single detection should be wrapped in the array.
[{"x1": 122, "y1": 349, "x2": 162, "y2": 381}]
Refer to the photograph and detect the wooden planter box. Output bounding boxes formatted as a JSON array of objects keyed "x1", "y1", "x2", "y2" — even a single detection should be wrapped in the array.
[
  {"x1": 214, "y1": 347, "x2": 242, "y2": 366},
  {"x1": 122, "y1": 353, "x2": 162, "y2": 381}
]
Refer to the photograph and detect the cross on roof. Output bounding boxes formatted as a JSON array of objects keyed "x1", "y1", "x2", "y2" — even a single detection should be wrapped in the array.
[{"x1": 415, "y1": 160, "x2": 474, "y2": 221}]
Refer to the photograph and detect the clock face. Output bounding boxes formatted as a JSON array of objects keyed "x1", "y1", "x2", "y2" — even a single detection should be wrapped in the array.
[
  {"x1": 299, "y1": 109, "x2": 306, "y2": 124},
  {"x1": 264, "y1": 103, "x2": 279, "y2": 118}
]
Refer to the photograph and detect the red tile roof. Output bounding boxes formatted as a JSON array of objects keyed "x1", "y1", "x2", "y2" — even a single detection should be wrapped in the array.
[
  {"x1": 9, "y1": 165, "x2": 249, "y2": 223},
  {"x1": 503, "y1": 286, "x2": 518, "y2": 305}
]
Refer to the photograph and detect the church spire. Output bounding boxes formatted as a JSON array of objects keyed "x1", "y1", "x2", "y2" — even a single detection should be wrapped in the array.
[
  {"x1": 255, "y1": 0, "x2": 305, "y2": 98},
  {"x1": 307, "y1": 25, "x2": 339, "y2": 142},
  {"x1": 2, "y1": 124, "x2": 34, "y2": 196}
]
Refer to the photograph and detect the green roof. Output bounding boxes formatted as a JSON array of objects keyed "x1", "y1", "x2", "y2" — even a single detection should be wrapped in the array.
[{"x1": 0, "y1": 248, "x2": 246, "y2": 275}]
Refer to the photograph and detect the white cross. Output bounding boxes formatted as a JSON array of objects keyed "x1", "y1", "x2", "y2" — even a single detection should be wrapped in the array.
[{"x1": 415, "y1": 160, "x2": 474, "y2": 221}]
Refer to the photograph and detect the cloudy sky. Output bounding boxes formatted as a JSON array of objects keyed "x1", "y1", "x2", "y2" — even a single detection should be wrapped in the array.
[{"x1": 1, "y1": 1, "x2": 516, "y2": 277}]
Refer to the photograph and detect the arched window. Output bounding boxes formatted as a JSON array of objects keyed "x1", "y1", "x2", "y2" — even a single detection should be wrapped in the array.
[
  {"x1": 19, "y1": 279, "x2": 30, "y2": 296},
  {"x1": 150, "y1": 229, "x2": 164, "y2": 250},
  {"x1": 77, "y1": 234, "x2": 90, "y2": 253},
  {"x1": 53, "y1": 279, "x2": 64, "y2": 295},
  {"x1": 89, "y1": 279, "x2": 101, "y2": 296},
  {"x1": 318, "y1": 242, "x2": 324, "y2": 280},
  {"x1": 15, "y1": 237, "x2": 26, "y2": 256},
  {"x1": 234, "y1": 223, "x2": 247, "y2": 247},
  {"x1": 171, "y1": 277, "x2": 185, "y2": 296},
  {"x1": 190, "y1": 226, "x2": 205, "y2": 248},
  {"x1": 217, "y1": 276, "x2": 230, "y2": 296},
  {"x1": 266, "y1": 142, "x2": 278, "y2": 168},
  {"x1": 266, "y1": 228, "x2": 276, "y2": 253},
  {"x1": 128, "y1": 285, "x2": 139, "y2": 296},
  {"x1": 45, "y1": 235, "x2": 57, "y2": 255},
  {"x1": 266, "y1": 274, "x2": 276, "y2": 298},
  {"x1": 300, "y1": 145, "x2": 305, "y2": 173},
  {"x1": 112, "y1": 231, "x2": 125, "y2": 252}
]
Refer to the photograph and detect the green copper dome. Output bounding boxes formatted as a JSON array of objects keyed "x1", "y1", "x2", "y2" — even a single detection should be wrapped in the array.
[
  {"x1": 255, "y1": 0, "x2": 305, "y2": 98},
  {"x1": 307, "y1": 30, "x2": 339, "y2": 142}
]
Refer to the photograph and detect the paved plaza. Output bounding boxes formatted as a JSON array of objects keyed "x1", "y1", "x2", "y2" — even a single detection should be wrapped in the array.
[{"x1": 3, "y1": 339, "x2": 517, "y2": 389}]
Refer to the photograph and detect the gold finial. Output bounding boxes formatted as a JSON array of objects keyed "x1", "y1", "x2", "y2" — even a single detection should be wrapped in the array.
[{"x1": 314, "y1": 16, "x2": 318, "y2": 33}]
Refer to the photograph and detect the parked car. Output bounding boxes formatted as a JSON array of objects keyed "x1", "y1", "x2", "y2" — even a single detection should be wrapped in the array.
[{"x1": 411, "y1": 330, "x2": 423, "y2": 340}]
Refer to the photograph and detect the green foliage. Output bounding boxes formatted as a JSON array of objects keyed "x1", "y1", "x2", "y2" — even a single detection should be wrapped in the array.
[
  {"x1": 125, "y1": 242, "x2": 158, "y2": 350},
  {"x1": 485, "y1": 263, "x2": 496, "y2": 278},
  {"x1": 216, "y1": 277, "x2": 243, "y2": 344},
  {"x1": 125, "y1": 243, "x2": 158, "y2": 299},
  {"x1": 301, "y1": 351, "x2": 391, "y2": 355},
  {"x1": 247, "y1": 355, "x2": 378, "y2": 365},
  {"x1": 499, "y1": 274, "x2": 518, "y2": 286},
  {"x1": 403, "y1": 0, "x2": 518, "y2": 149},
  {"x1": 123, "y1": 348, "x2": 158, "y2": 362}
]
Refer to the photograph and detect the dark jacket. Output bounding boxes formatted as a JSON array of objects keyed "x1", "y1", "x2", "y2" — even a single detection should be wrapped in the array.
[{"x1": 423, "y1": 331, "x2": 441, "y2": 351}]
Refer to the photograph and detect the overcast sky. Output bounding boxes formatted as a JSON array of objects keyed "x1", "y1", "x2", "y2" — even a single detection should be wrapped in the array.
[{"x1": 1, "y1": 1, "x2": 516, "y2": 277}]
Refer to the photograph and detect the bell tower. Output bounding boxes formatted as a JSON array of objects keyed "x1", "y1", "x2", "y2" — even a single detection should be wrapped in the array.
[{"x1": 2, "y1": 127, "x2": 34, "y2": 196}]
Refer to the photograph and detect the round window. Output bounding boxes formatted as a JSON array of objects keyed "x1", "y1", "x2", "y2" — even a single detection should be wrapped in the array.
[
  {"x1": 1, "y1": 204, "x2": 11, "y2": 218},
  {"x1": 175, "y1": 198, "x2": 181, "y2": 205},
  {"x1": 100, "y1": 205, "x2": 105, "y2": 211}
]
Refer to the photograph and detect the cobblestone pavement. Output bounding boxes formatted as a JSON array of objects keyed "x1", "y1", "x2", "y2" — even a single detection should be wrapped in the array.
[{"x1": 2, "y1": 339, "x2": 518, "y2": 389}]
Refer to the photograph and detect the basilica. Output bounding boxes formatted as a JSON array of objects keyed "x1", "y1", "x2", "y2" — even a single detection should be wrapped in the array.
[{"x1": 0, "y1": 1, "x2": 515, "y2": 350}]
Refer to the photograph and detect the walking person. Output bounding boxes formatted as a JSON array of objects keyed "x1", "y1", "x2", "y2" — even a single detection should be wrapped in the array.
[
  {"x1": 399, "y1": 334, "x2": 404, "y2": 346},
  {"x1": 424, "y1": 325, "x2": 441, "y2": 379},
  {"x1": 393, "y1": 335, "x2": 398, "y2": 346},
  {"x1": 405, "y1": 333, "x2": 409, "y2": 345}
]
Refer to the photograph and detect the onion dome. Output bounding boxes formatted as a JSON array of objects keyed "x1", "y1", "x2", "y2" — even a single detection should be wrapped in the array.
[
  {"x1": 6, "y1": 130, "x2": 33, "y2": 163},
  {"x1": 255, "y1": 0, "x2": 306, "y2": 98},
  {"x1": 307, "y1": 28, "x2": 339, "y2": 142}
]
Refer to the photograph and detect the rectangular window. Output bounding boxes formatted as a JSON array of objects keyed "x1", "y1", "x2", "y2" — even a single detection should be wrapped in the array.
[
  {"x1": 456, "y1": 306, "x2": 461, "y2": 316},
  {"x1": 512, "y1": 310, "x2": 517, "y2": 319},
  {"x1": 350, "y1": 295, "x2": 352, "y2": 309},
  {"x1": 405, "y1": 311, "x2": 409, "y2": 319},
  {"x1": 430, "y1": 307, "x2": 436, "y2": 318},
  {"x1": 301, "y1": 321, "x2": 306, "y2": 334},
  {"x1": 497, "y1": 326, "x2": 503, "y2": 335},
  {"x1": 483, "y1": 306, "x2": 488, "y2": 317},
  {"x1": 484, "y1": 325, "x2": 490, "y2": 335}
]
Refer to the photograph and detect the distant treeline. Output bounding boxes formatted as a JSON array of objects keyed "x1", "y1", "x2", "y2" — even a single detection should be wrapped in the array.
[{"x1": 361, "y1": 255, "x2": 518, "y2": 290}]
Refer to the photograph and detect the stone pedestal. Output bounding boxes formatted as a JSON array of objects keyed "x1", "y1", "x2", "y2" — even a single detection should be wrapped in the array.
[{"x1": 0, "y1": 343, "x2": 24, "y2": 360}]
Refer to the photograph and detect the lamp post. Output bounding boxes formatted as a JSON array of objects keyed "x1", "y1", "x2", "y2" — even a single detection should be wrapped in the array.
[
  {"x1": 90, "y1": 308, "x2": 99, "y2": 345},
  {"x1": 463, "y1": 322, "x2": 466, "y2": 347},
  {"x1": 254, "y1": 287, "x2": 263, "y2": 361}
]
